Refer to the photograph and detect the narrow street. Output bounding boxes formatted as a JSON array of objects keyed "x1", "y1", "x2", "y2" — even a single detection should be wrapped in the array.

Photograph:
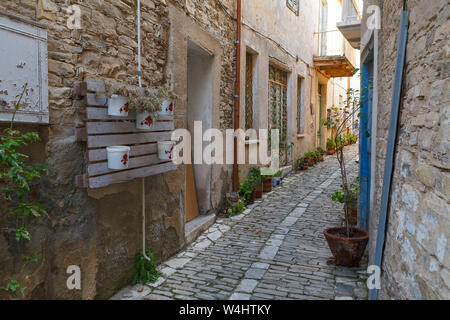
[{"x1": 112, "y1": 145, "x2": 368, "y2": 300}]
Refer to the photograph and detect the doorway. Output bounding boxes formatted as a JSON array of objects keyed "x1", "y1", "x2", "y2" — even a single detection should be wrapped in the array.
[
  {"x1": 268, "y1": 65, "x2": 289, "y2": 166},
  {"x1": 359, "y1": 50, "x2": 374, "y2": 231},
  {"x1": 186, "y1": 41, "x2": 213, "y2": 221}
]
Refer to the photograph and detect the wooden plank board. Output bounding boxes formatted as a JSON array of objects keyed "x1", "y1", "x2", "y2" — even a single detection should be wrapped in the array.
[
  {"x1": 185, "y1": 164, "x2": 199, "y2": 223},
  {"x1": 86, "y1": 107, "x2": 173, "y2": 121},
  {"x1": 88, "y1": 143, "x2": 158, "y2": 162},
  {"x1": 87, "y1": 131, "x2": 172, "y2": 148},
  {"x1": 89, "y1": 162, "x2": 177, "y2": 189},
  {"x1": 88, "y1": 154, "x2": 161, "y2": 177},
  {"x1": 86, "y1": 120, "x2": 174, "y2": 134},
  {"x1": 86, "y1": 93, "x2": 107, "y2": 106}
]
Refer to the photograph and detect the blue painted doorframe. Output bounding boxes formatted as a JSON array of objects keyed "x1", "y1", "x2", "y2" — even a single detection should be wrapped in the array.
[{"x1": 359, "y1": 50, "x2": 374, "y2": 231}]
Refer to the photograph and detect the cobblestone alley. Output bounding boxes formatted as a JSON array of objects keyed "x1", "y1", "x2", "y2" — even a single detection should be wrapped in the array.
[{"x1": 112, "y1": 145, "x2": 368, "y2": 300}]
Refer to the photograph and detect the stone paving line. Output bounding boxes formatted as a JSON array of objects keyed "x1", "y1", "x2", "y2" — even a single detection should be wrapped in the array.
[{"x1": 111, "y1": 144, "x2": 368, "y2": 300}]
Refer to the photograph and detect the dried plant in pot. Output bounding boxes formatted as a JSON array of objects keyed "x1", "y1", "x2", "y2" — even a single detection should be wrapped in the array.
[
  {"x1": 105, "y1": 82, "x2": 132, "y2": 117},
  {"x1": 129, "y1": 88, "x2": 162, "y2": 131},
  {"x1": 157, "y1": 85, "x2": 177, "y2": 116}
]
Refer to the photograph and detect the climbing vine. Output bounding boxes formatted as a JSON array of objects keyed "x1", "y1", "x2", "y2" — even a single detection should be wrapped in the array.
[{"x1": 0, "y1": 83, "x2": 49, "y2": 298}]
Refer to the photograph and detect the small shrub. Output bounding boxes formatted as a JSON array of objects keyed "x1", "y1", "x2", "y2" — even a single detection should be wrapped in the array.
[{"x1": 132, "y1": 250, "x2": 159, "y2": 285}]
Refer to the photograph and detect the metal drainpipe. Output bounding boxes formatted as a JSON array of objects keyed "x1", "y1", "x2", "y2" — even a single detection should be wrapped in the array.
[
  {"x1": 137, "y1": 0, "x2": 151, "y2": 262},
  {"x1": 233, "y1": 0, "x2": 242, "y2": 192}
]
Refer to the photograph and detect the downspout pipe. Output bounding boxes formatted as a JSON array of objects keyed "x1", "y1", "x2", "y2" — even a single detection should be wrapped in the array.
[
  {"x1": 233, "y1": 0, "x2": 242, "y2": 192},
  {"x1": 137, "y1": 0, "x2": 151, "y2": 262}
]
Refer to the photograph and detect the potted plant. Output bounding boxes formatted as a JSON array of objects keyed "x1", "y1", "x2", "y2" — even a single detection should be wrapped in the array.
[
  {"x1": 272, "y1": 170, "x2": 282, "y2": 187},
  {"x1": 296, "y1": 156, "x2": 308, "y2": 171},
  {"x1": 157, "y1": 141, "x2": 175, "y2": 161},
  {"x1": 323, "y1": 81, "x2": 368, "y2": 268},
  {"x1": 262, "y1": 174, "x2": 272, "y2": 193},
  {"x1": 107, "y1": 146, "x2": 131, "y2": 169},
  {"x1": 326, "y1": 138, "x2": 336, "y2": 155},
  {"x1": 314, "y1": 150, "x2": 324, "y2": 162},
  {"x1": 129, "y1": 88, "x2": 162, "y2": 130},
  {"x1": 331, "y1": 184, "x2": 358, "y2": 226},
  {"x1": 304, "y1": 151, "x2": 316, "y2": 167},
  {"x1": 105, "y1": 83, "x2": 131, "y2": 117},
  {"x1": 249, "y1": 167, "x2": 263, "y2": 198},
  {"x1": 239, "y1": 180, "x2": 255, "y2": 205},
  {"x1": 157, "y1": 86, "x2": 177, "y2": 116}
]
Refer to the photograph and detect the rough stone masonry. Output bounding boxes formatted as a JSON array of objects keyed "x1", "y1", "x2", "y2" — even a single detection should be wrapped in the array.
[
  {"x1": 368, "y1": 0, "x2": 449, "y2": 299},
  {"x1": 0, "y1": 0, "x2": 235, "y2": 299}
]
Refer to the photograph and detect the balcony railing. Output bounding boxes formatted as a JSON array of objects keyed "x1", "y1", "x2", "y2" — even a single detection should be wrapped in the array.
[
  {"x1": 341, "y1": 0, "x2": 361, "y2": 23},
  {"x1": 314, "y1": 30, "x2": 356, "y2": 78},
  {"x1": 317, "y1": 30, "x2": 348, "y2": 57},
  {"x1": 336, "y1": 0, "x2": 361, "y2": 49}
]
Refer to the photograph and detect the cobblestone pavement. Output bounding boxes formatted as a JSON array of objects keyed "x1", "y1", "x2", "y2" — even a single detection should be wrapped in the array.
[{"x1": 112, "y1": 144, "x2": 368, "y2": 300}]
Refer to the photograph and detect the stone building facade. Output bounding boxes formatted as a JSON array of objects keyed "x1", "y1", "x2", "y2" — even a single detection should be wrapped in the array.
[
  {"x1": 239, "y1": 0, "x2": 358, "y2": 174},
  {"x1": 360, "y1": 0, "x2": 449, "y2": 299},
  {"x1": 0, "y1": 0, "x2": 235, "y2": 299}
]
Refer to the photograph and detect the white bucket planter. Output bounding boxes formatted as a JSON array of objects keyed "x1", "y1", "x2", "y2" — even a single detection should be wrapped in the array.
[
  {"x1": 157, "y1": 100, "x2": 174, "y2": 116},
  {"x1": 108, "y1": 94, "x2": 129, "y2": 117},
  {"x1": 136, "y1": 111, "x2": 154, "y2": 130},
  {"x1": 158, "y1": 141, "x2": 176, "y2": 161},
  {"x1": 107, "y1": 146, "x2": 130, "y2": 170}
]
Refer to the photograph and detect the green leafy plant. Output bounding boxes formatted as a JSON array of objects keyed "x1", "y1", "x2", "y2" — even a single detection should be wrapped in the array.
[
  {"x1": 327, "y1": 138, "x2": 336, "y2": 150},
  {"x1": 239, "y1": 180, "x2": 254, "y2": 205},
  {"x1": 223, "y1": 193, "x2": 245, "y2": 216},
  {"x1": 132, "y1": 250, "x2": 159, "y2": 285},
  {"x1": 0, "y1": 278, "x2": 25, "y2": 298},
  {"x1": 248, "y1": 167, "x2": 262, "y2": 185},
  {"x1": 0, "y1": 83, "x2": 49, "y2": 297},
  {"x1": 316, "y1": 147, "x2": 326, "y2": 155}
]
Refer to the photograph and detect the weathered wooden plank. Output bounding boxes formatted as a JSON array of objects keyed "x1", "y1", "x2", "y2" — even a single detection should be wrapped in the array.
[
  {"x1": 86, "y1": 107, "x2": 173, "y2": 121},
  {"x1": 88, "y1": 143, "x2": 158, "y2": 162},
  {"x1": 89, "y1": 162, "x2": 177, "y2": 189},
  {"x1": 86, "y1": 120, "x2": 174, "y2": 134},
  {"x1": 88, "y1": 154, "x2": 161, "y2": 176},
  {"x1": 86, "y1": 93, "x2": 107, "y2": 107},
  {"x1": 74, "y1": 174, "x2": 88, "y2": 188},
  {"x1": 87, "y1": 131, "x2": 172, "y2": 148},
  {"x1": 85, "y1": 79, "x2": 105, "y2": 93}
]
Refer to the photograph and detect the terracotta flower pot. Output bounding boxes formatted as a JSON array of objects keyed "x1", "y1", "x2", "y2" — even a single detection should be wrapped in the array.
[
  {"x1": 247, "y1": 189, "x2": 256, "y2": 205},
  {"x1": 323, "y1": 227, "x2": 369, "y2": 267},
  {"x1": 255, "y1": 183, "x2": 263, "y2": 198},
  {"x1": 300, "y1": 162, "x2": 308, "y2": 170},
  {"x1": 263, "y1": 177, "x2": 272, "y2": 193}
]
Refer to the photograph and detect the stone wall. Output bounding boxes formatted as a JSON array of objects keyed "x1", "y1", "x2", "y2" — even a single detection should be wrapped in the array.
[
  {"x1": 0, "y1": 0, "x2": 235, "y2": 299},
  {"x1": 371, "y1": 0, "x2": 449, "y2": 299}
]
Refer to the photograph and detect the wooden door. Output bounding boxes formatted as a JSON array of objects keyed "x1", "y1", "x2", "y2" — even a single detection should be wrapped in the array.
[{"x1": 185, "y1": 164, "x2": 199, "y2": 222}]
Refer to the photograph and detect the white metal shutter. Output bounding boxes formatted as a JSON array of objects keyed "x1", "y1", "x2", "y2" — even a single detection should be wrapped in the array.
[{"x1": 0, "y1": 12, "x2": 49, "y2": 124}]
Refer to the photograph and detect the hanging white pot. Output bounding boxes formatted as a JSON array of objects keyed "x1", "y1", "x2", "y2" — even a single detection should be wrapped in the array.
[
  {"x1": 107, "y1": 146, "x2": 131, "y2": 170},
  {"x1": 158, "y1": 141, "x2": 176, "y2": 161},
  {"x1": 107, "y1": 94, "x2": 129, "y2": 117},
  {"x1": 157, "y1": 100, "x2": 174, "y2": 116},
  {"x1": 136, "y1": 111, "x2": 155, "y2": 130}
]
